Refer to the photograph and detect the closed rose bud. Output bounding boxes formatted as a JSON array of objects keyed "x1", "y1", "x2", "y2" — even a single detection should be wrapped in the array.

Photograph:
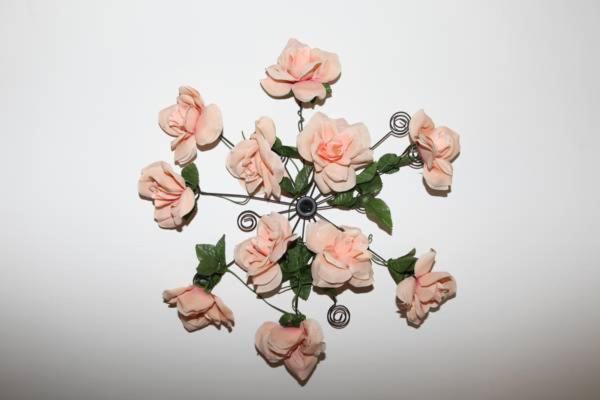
[
  {"x1": 159, "y1": 86, "x2": 223, "y2": 166},
  {"x1": 409, "y1": 110, "x2": 460, "y2": 191},
  {"x1": 138, "y1": 161, "x2": 195, "y2": 229},
  {"x1": 226, "y1": 117, "x2": 285, "y2": 199},
  {"x1": 163, "y1": 285, "x2": 234, "y2": 332},
  {"x1": 234, "y1": 213, "x2": 295, "y2": 294},
  {"x1": 255, "y1": 319, "x2": 325, "y2": 382},
  {"x1": 395, "y1": 250, "x2": 456, "y2": 326}
]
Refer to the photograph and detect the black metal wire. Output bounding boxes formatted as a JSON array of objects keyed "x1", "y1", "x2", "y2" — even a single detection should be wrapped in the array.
[
  {"x1": 237, "y1": 210, "x2": 261, "y2": 232},
  {"x1": 199, "y1": 190, "x2": 292, "y2": 206},
  {"x1": 296, "y1": 100, "x2": 305, "y2": 132},
  {"x1": 401, "y1": 143, "x2": 424, "y2": 169},
  {"x1": 370, "y1": 111, "x2": 411, "y2": 150},
  {"x1": 220, "y1": 135, "x2": 235, "y2": 149},
  {"x1": 327, "y1": 301, "x2": 350, "y2": 329}
]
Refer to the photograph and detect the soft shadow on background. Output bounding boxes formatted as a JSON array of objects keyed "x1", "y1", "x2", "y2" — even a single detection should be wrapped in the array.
[{"x1": 0, "y1": 1, "x2": 599, "y2": 399}]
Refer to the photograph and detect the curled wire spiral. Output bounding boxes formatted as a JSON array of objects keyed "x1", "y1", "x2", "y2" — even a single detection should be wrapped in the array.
[
  {"x1": 327, "y1": 302, "x2": 351, "y2": 329},
  {"x1": 389, "y1": 111, "x2": 411, "y2": 137},
  {"x1": 370, "y1": 111, "x2": 411, "y2": 150},
  {"x1": 237, "y1": 210, "x2": 260, "y2": 232},
  {"x1": 402, "y1": 143, "x2": 424, "y2": 169}
]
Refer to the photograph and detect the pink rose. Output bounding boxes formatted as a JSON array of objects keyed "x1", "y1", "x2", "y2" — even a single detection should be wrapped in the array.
[
  {"x1": 159, "y1": 86, "x2": 223, "y2": 166},
  {"x1": 306, "y1": 221, "x2": 373, "y2": 288},
  {"x1": 226, "y1": 117, "x2": 285, "y2": 199},
  {"x1": 162, "y1": 285, "x2": 234, "y2": 332},
  {"x1": 297, "y1": 112, "x2": 373, "y2": 194},
  {"x1": 138, "y1": 161, "x2": 195, "y2": 229},
  {"x1": 395, "y1": 249, "x2": 456, "y2": 326},
  {"x1": 255, "y1": 319, "x2": 325, "y2": 382},
  {"x1": 260, "y1": 39, "x2": 341, "y2": 103},
  {"x1": 234, "y1": 213, "x2": 296, "y2": 294},
  {"x1": 409, "y1": 109, "x2": 460, "y2": 191}
]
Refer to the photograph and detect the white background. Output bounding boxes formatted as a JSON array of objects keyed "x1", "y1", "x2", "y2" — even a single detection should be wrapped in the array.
[{"x1": 1, "y1": 1, "x2": 599, "y2": 399}]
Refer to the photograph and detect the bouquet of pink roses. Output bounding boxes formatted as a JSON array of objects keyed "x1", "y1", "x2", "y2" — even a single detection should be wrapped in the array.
[{"x1": 138, "y1": 39, "x2": 461, "y2": 383}]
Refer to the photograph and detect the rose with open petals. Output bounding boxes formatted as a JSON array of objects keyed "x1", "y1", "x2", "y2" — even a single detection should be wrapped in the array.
[
  {"x1": 297, "y1": 112, "x2": 373, "y2": 194},
  {"x1": 395, "y1": 249, "x2": 456, "y2": 326},
  {"x1": 138, "y1": 161, "x2": 195, "y2": 229},
  {"x1": 260, "y1": 39, "x2": 341, "y2": 103},
  {"x1": 306, "y1": 221, "x2": 373, "y2": 288},
  {"x1": 409, "y1": 110, "x2": 460, "y2": 191},
  {"x1": 159, "y1": 86, "x2": 223, "y2": 166},
  {"x1": 163, "y1": 285, "x2": 234, "y2": 332},
  {"x1": 226, "y1": 117, "x2": 285, "y2": 198},
  {"x1": 234, "y1": 213, "x2": 295, "y2": 294},
  {"x1": 255, "y1": 319, "x2": 325, "y2": 382}
]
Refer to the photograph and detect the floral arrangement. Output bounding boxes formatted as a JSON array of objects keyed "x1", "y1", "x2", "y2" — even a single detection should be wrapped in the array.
[{"x1": 138, "y1": 39, "x2": 461, "y2": 383}]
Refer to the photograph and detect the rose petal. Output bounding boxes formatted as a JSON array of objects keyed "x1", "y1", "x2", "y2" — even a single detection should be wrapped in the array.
[
  {"x1": 179, "y1": 314, "x2": 210, "y2": 332},
  {"x1": 173, "y1": 135, "x2": 197, "y2": 165},
  {"x1": 195, "y1": 104, "x2": 223, "y2": 146},
  {"x1": 260, "y1": 78, "x2": 293, "y2": 98},
  {"x1": 305, "y1": 220, "x2": 340, "y2": 254},
  {"x1": 396, "y1": 277, "x2": 416, "y2": 304},
  {"x1": 291, "y1": 80, "x2": 326, "y2": 103},
  {"x1": 176, "y1": 286, "x2": 215, "y2": 316},
  {"x1": 409, "y1": 109, "x2": 435, "y2": 141},
  {"x1": 423, "y1": 166, "x2": 452, "y2": 191},
  {"x1": 158, "y1": 105, "x2": 180, "y2": 137},
  {"x1": 284, "y1": 350, "x2": 318, "y2": 381},
  {"x1": 414, "y1": 250, "x2": 436, "y2": 277},
  {"x1": 419, "y1": 271, "x2": 454, "y2": 287},
  {"x1": 162, "y1": 286, "x2": 192, "y2": 304}
]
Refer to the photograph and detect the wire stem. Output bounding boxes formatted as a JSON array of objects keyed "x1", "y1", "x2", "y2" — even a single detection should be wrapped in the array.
[
  {"x1": 200, "y1": 190, "x2": 292, "y2": 206},
  {"x1": 226, "y1": 269, "x2": 289, "y2": 314}
]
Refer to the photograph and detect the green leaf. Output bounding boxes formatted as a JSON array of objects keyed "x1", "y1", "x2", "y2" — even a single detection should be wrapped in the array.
[
  {"x1": 356, "y1": 163, "x2": 378, "y2": 184},
  {"x1": 357, "y1": 173, "x2": 382, "y2": 195},
  {"x1": 357, "y1": 194, "x2": 373, "y2": 208},
  {"x1": 328, "y1": 190, "x2": 357, "y2": 208},
  {"x1": 193, "y1": 272, "x2": 222, "y2": 292},
  {"x1": 377, "y1": 153, "x2": 401, "y2": 174},
  {"x1": 195, "y1": 244, "x2": 219, "y2": 275},
  {"x1": 323, "y1": 83, "x2": 332, "y2": 97},
  {"x1": 280, "y1": 177, "x2": 295, "y2": 195},
  {"x1": 272, "y1": 137, "x2": 301, "y2": 158},
  {"x1": 401, "y1": 248, "x2": 417, "y2": 258},
  {"x1": 364, "y1": 197, "x2": 393, "y2": 233},
  {"x1": 387, "y1": 249, "x2": 418, "y2": 284},
  {"x1": 215, "y1": 234, "x2": 226, "y2": 272},
  {"x1": 397, "y1": 154, "x2": 412, "y2": 168},
  {"x1": 182, "y1": 203, "x2": 197, "y2": 224},
  {"x1": 294, "y1": 165, "x2": 312, "y2": 196},
  {"x1": 195, "y1": 235, "x2": 226, "y2": 276},
  {"x1": 181, "y1": 163, "x2": 199, "y2": 190},
  {"x1": 290, "y1": 267, "x2": 312, "y2": 300},
  {"x1": 279, "y1": 312, "x2": 306, "y2": 327},
  {"x1": 280, "y1": 240, "x2": 314, "y2": 274}
]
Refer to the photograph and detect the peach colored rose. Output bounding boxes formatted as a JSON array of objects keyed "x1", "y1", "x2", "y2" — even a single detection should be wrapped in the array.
[
  {"x1": 260, "y1": 39, "x2": 341, "y2": 103},
  {"x1": 306, "y1": 221, "x2": 373, "y2": 288},
  {"x1": 234, "y1": 213, "x2": 296, "y2": 294},
  {"x1": 255, "y1": 319, "x2": 325, "y2": 382},
  {"x1": 162, "y1": 285, "x2": 234, "y2": 332},
  {"x1": 138, "y1": 161, "x2": 195, "y2": 229},
  {"x1": 226, "y1": 117, "x2": 285, "y2": 199},
  {"x1": 395, "y1": 249, "x2": 456, "y2": 326},
  {"x1": 297, "y1": 112, "x2": 373, "y2": 194},
  {"x1": 159, "y1": 86, "x2": 223, "y2": 166},
  {"x1": 409, "y1": 109, "x2": 460, "y2": 191}
]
